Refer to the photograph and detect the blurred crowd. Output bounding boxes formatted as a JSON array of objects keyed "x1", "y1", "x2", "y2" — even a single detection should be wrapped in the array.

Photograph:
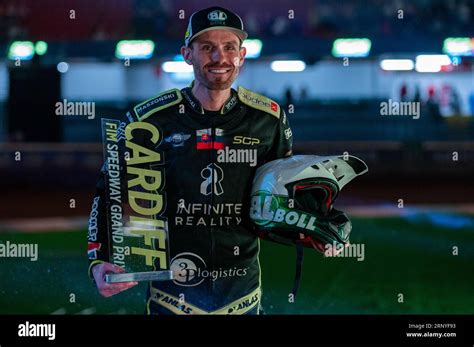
[{"x1": 0, "y1": 0, "x2": 472, "y2": 43}]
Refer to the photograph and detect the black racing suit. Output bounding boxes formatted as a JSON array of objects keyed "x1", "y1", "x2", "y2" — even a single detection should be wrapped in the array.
[{"x1": 87, "y1": 84, "x2": 293, "y2": 314}]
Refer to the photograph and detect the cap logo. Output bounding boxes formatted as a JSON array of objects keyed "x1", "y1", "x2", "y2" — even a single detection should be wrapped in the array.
[{"x1": 208, "y1": 10, "x2": 227, "y2": 23}]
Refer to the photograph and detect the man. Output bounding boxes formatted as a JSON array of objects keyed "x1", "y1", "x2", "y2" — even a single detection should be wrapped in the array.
[{"x1": 88, "y1": 6, "x2": 293, "y2": 315}]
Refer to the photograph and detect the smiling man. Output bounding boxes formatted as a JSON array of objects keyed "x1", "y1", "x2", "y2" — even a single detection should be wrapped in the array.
[{"x1": 88, "y1": 6, "x2": 293, "y2": 315}]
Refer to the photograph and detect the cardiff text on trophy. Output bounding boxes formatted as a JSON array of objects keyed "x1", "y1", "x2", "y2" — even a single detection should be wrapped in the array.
[{"x1": 101, "y1": 118, "x2": 173, "y2": 283}]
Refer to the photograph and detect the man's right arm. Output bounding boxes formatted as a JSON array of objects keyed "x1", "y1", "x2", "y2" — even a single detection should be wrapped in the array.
[{"x1": 87, "y1": 163, "x2": 110, "y2": 278}]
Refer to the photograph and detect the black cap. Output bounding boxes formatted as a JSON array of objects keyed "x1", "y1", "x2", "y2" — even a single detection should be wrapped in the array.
[{"x1": 184, "y1": 6, "x2": 248, "y2": 47}]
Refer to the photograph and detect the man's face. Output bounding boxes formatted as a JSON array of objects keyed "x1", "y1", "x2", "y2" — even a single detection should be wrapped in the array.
[{"x1": 181, "y1": 30, "x2": 246, "y2": 90}]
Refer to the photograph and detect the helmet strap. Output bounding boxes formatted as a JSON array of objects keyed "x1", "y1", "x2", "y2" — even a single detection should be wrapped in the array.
[{"x1": 291, "y1": 242, "x2": 305, "y2": 299}]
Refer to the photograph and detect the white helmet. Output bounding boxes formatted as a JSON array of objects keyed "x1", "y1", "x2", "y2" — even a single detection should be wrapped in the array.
[{"x1": 250, "y1": 154, "x2": 368, "y2": 251}]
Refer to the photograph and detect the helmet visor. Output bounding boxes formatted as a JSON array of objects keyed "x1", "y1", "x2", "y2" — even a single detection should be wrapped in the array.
[{"x1": 289, "y1": 178, "x2": 339, "y2": 216}]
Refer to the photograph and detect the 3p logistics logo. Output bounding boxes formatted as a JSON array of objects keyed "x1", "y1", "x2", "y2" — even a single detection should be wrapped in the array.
[{"x1": 170, "y1": 252, "x2": 248, "y2": 287}]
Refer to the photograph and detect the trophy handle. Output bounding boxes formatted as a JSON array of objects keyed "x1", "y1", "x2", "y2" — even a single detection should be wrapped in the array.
[{"x1": 105, "y1": 270, "x2": 173, "y2": 283}]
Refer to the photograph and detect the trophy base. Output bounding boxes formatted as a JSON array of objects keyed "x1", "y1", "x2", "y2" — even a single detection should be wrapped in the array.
[{"x1": 105, "y1": 270, "x2": 173, "y2": 283}]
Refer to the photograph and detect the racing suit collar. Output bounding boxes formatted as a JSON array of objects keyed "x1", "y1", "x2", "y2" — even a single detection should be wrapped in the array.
[{"x1": 181, "y1": 83, "x2": 239, "y2": 115}]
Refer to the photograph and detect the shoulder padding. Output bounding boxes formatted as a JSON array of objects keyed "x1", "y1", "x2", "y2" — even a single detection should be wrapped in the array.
[
  {"x1": 237, "y1": 86, "x2": 280, "y2": 119},
  {"x1": 132, "y1": 89, "x2": 183, "y2": 121}
]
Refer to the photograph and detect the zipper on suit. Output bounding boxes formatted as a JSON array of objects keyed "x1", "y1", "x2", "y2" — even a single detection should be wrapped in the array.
[{"x1": 209, "y1": 118, "x2": 216, "y2": 298}]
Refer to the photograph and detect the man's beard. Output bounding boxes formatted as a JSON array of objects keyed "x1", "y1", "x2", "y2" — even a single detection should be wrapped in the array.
[{"x1": 194, "y1": 65, "x2": 239, "y2": 90}]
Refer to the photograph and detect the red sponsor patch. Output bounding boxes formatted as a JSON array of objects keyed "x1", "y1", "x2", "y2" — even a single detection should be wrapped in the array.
[
  {"x1": 88, "y1": 242, "x2": 101, "y2": 251},
  {"x1": 270, "y1": 102, "x2": 278, "y2": 112},
  {"x1": 88, "y1": 242, "x2": 102, "y2": 260}
]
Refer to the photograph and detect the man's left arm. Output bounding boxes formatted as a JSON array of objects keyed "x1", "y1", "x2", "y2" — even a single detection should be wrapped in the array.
[{"x1": 267, "y1": 109, "x2": 293, "y2": 161}]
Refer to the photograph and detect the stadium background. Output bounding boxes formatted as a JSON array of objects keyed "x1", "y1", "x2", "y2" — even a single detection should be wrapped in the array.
[{"x1": 0, "y1": 0, "x2": 473, "y2": 314}]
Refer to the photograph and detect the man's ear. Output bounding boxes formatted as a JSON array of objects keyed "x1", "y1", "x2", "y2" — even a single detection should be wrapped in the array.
[
  {"x1": 238, "y1": 46, "x2": 247, "y2": 66},
  {"x1": 181, "y1": 46, "x2": 192, "y2": 65}
]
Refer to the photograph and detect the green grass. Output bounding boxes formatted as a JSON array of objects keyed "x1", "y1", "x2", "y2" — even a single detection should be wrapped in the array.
[
  {"x1": 0, "y1": 231, "x2": 145, "y2": 314},
  {"x1": 260, "y1": 217, "x2": 474, "y2": 314},
  {"x1": 0, "y1": 216, "x2": 473, "y2": 314}
]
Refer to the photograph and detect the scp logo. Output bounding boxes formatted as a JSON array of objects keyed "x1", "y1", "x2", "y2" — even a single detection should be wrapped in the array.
[
  {"x1": 233, "y1": 136, "x2": 260, "y2": 146},
  {"x1": 170, "y1": 252, "x2": 207, "y2": 287}
]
